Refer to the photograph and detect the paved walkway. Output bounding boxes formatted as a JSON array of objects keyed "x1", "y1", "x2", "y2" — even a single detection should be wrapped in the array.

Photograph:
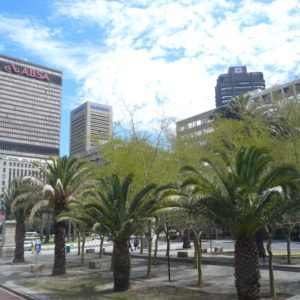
[
  {"x1": 0, "y1": 287, "x2": 24, "y2": 300},
  {"x1": 0, "y1": 241, "x2": 300, "y2": 299}
]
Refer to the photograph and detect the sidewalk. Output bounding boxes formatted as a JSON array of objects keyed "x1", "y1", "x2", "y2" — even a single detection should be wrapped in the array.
[{"x1": 0, "y1": 242, "x2": 300, "y2": 299}]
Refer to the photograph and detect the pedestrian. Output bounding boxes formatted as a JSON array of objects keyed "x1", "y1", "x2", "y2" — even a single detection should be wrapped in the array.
[
  {"x1": 133, "y1": 237, "x2": 139, "y2": 250},
  {"x1": 31, "y1": 241, "x2": 35, "y2": 254}
]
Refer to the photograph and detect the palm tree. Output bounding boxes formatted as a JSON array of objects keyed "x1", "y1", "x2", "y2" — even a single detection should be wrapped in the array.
[
  {"x1": 2, "y1": 177, "x2": 41, "y2": 263},
  {"x1": 32, "y1": 156, "x2": 91, "y2": 276},
  {"x1": 57, "y1": 198, "x2": 95, "y2": 267},
  {"x1": 213, "y1": 94, "x2": 255, "y2": 121},
  {"x1": 180, "y1": 146, "x2": 299, "y2": 299},
  {"x1": 85, "y1": 174, "x2": 157, "y2": 291}
]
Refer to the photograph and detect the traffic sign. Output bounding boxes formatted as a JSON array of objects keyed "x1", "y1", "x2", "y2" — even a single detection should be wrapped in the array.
[{"x1": 35, "y1": 242, "x2": 41, "y2": 253}]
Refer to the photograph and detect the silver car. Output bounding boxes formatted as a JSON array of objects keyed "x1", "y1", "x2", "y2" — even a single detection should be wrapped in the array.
[{"x1": 24, "y1": 240, "x2": 32, "y2": 251}]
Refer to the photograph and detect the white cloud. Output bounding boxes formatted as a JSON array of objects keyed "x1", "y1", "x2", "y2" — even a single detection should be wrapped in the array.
[{"x1": 1, "y1": 0, "x2": 299, "y2": 132}]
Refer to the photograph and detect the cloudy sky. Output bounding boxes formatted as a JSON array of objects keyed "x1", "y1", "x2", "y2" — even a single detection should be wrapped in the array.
[{"x1": 0, "y1": 0, "x2": 299, "y2": 155}]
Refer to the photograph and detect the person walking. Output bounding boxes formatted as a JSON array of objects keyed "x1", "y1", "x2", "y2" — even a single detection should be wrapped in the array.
[
  {"x1": 133, "y1": 237, "x2": 139, "y2": 250},
  {"x1": 31, "y1": 241, "x2": 35, "y2": 254}
]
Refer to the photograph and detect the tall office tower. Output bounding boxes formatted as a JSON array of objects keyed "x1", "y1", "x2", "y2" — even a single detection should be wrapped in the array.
[
  {"x1": 0, "y1": 55, "x2": 62, "y2": 158},
  {"x1": 70, "y1": 101, "x2": 112, "y2": 158},
  {"x1": 215, "y1": 66, "x2": 265, "y2": 107}
]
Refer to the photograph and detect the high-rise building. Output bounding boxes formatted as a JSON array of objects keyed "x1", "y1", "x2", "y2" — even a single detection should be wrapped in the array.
[
  {"x1": 70, "y1": 101, "x2": 112, "y2": 157},
  {"x1": 215, "y1": 66, "x2": 265, "y2": 107},
  {"x1": 0, "y1": 54, "x2": 62, "y2": 159}
]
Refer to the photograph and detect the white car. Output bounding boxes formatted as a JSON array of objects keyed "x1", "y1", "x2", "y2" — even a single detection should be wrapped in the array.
[
  {"x1": 24, "y1": 240, "x2": 33, "y2": 251},
  {"x1": 25, "y1": 232, "x2": 39, "y2": 240}
]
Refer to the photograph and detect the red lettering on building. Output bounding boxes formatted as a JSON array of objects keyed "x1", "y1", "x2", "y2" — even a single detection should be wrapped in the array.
[
  {"x1": 29, "y1": 69, "x2": 36, "y2": 77},
  {"x1": 2, "y1": 64, "x2": 50, "y2": 81},
  {"x1": 3, "y1": 65, "x2": 12, "y2": 72},
  {"x1": 21, "y1": 68, "x2": 29, "y2": 76},
  {"x1": 12, "y1": 64, "x2": 20, "y2": 73}
]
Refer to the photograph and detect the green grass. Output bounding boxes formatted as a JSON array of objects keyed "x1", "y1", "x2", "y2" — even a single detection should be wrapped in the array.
[{"x1": 273, "y1": 252, "x2": 300, "y2": 259}]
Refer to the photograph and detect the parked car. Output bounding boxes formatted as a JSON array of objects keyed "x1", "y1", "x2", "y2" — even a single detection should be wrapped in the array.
[
  {"x1": 25, "y1": 232, "x2": 38, "y2": 240},
  {"x1": 24, "y1": 240, "x2": 32, "y2": 251}
]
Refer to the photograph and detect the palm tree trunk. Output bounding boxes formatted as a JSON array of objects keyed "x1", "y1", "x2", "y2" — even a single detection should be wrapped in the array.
[
  {"x1": 267, "y1": 237, "x2": 276, "y2": 297},
  {"x1": 77, "y1": 230, "x2": 81, "y2": 256},
  {"x1": 235, "y1": 237, "x2": 260, "y2": 300},
  {"x1": 99, "y1": 235, "x2": 104, "y2": 258},
  {"x1": 153, "y1": 232, "x2": 159, "y2": 265},
  {"x1": 112, "y1": 241, "x2": 130, "y2": 291},
  {"x1": 192, "y1": 229, "x2": 203, "y2": 286},
  {"x1": 52, "y1": 207, "x2": 66, "y2": 276},
  {"x1": 13, "y1": 219, "x2": 25, "y2": 263},
  {"x1": 140, "y1": 235, "x2": 144, "y2": 254},
  {"x1": 183, "y1": 228, "x2": 191, "y2": 248},
  {"x1": 45, "y1": 213, "x2": 51, "y2": 243},
  {"x1": 40, "y1": 213, "x2": 44, "y2": 242},
  {"x1": 287, "y1": 229, "x2": 292, "y2": 265},
  {"x1": 67, "y1": 221, "x2": 71, "y2": 242},
  {"x1": 80, "y1": 233, "x2": 85, "y2": 267},
  {"x1": 146, "y1": 220, "x2": 152, "y2": 278}
]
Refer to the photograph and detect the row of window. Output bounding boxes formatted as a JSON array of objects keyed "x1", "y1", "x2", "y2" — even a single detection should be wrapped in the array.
[
  {"x1": 0, "y1": 121, "x2": 59, "y2": 136},
  {"x1": 0, "y1": 141, "x2": 59, "y2": 156},
  {"x1": 0, "y1": 96, "x2": 60, "y2": 116},
  {"x1": 1, "y1": 161, "x2": 37, "y2": 168},
  {"x1": 0, "y1": 107, "x2": 60, "y2": 123},
  {"x1": 0, "y1": 88, "x2": 60, "y2": 108},
  {"x1": 0, "y1": 115, "x2": 60, "y2": 131},
  {"x1": 0, "y1": 79, "x2": 61, "y2": 98},
  {"x1": 0, "y1": 130, "x2": 59, "y2": 146}
]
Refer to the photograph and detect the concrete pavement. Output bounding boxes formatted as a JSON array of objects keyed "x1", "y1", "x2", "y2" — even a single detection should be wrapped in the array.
[{"x1": 1, "y1": 240, "x2": 300, "y2": 299}]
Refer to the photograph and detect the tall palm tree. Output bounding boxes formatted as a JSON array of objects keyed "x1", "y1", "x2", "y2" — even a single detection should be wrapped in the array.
[
  {"x1": 2, "y1": 177, "x2": 41, "y2": 263},
  {"x1": 32, "y1": 156, "x2": 91, "y2": 276},
  {"x1": 85, "y1": 174, "x2": 157, "y2": 291},
  {"x1": 180, "y1": 146, "x2": 299, "y2": 299}
]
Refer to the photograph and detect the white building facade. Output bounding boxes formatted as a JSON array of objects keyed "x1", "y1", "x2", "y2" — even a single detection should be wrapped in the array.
[
  {"x1": 70, "y1": 101, "x2": 112, "y2": 157},
  {"x1": 0, "y1": 155, "x2": 45, "y2": 196}
]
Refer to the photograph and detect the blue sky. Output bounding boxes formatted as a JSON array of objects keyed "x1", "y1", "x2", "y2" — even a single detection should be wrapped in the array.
[{"x1": 0, "y1": 0, "x2": 299, "y2": 156}]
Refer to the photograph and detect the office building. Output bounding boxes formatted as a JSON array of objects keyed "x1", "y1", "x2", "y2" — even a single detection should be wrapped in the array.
[
  {"x1": 70, "y1": 101, "x2": 112, "y2": 158},
  {"x1": 215, "y1": 66, "x2": 265, "y2": 107},
  {"x1": 176, "y1": 109, "x2": 214, "y2": 144},
  {"x1": 0, "y1": 155, "x2": 45, "y2": 196},
  {"x1": 0, "y1": 54, "x2": 62, "y2": 159},
  {"x1": 177, "y1": 78, "x2": 300, "y2": 143},
  {"x1": 248, "y1": 78, "x2": 300, "y2": 104}
]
